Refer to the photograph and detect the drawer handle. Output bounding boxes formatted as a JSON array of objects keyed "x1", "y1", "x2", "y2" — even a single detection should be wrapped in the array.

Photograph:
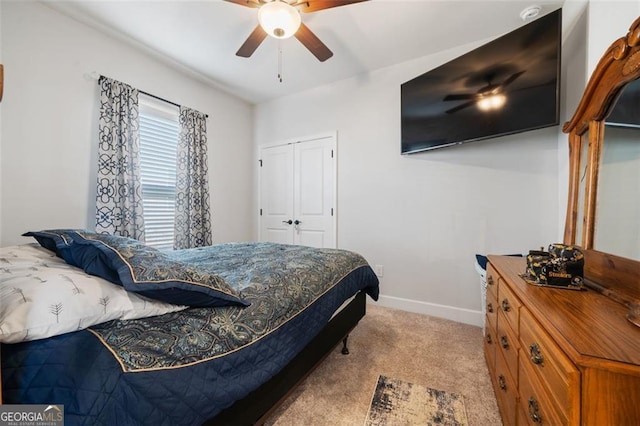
[
  {"x1": 529, "y1": 343, "x2": 544, "y2": 365},
  {"x1": 528, "y1": 397, "x2": 543, "y2": 424},
  {"x1": 498, "y1": 374, "x2": 507, "y2": 391},
  {"x1": 501, "y1": 299, "x2": 511, "y2": 312},
  {"x1": 486, "y1": 333, "x2": 493, "y2": 345},
  {"x1": 487, "y1": 275, "x2": 494, "y2": 286},
  {"x1": 500, "y1": 335, "x2": 509, "y2": 349},
  {"x1": 487, "y1": 302, "x2": 494, "y2": 313}
]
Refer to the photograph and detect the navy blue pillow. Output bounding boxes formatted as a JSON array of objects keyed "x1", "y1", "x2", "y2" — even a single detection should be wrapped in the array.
[
  {"x1": 22, "y1": 229, "x2": 80, "y2": 265},
  {"x1": 66, "y1": 232, "x2": 122, "y2": 284},
  {"x1": 68, "y1": 231, "x2": 249, "y2": 308}
]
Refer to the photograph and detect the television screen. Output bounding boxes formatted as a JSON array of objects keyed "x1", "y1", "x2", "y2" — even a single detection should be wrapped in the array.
[{"x1": 401, "y1": 9, "x2": 561, "y2": 154}]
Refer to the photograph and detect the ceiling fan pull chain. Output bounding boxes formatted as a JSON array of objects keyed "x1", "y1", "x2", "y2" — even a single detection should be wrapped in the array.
[{"x1": 277, "y1": 40, "x2": 283, "y2": 83}]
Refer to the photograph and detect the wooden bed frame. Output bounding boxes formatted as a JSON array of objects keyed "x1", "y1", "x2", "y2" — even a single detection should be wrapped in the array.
[{"x1": 206, "y1": 290, "x2": 368, "y2": 425}]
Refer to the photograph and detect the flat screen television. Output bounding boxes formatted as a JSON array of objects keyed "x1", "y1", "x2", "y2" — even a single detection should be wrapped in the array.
[{"x1": 401, "y1": 8, "x2": 561, "y2": 154}]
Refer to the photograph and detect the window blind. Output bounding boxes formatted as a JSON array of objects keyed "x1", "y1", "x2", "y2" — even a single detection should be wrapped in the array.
[{"x1": 139, "y1": 100, "x2": 180, "y2": 250}]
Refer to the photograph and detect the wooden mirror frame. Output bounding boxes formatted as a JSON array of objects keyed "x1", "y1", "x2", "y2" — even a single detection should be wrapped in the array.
[{"x1": 563, "y1": 16, "x2": 640, "y2": 303}]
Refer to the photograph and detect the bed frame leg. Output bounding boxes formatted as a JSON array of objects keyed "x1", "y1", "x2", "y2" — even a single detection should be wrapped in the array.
[{"x1": 341, "y1": 336, "x2": 350, "y2": 355}]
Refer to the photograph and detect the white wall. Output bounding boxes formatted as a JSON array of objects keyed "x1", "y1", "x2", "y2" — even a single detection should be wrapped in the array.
[
  {"x1": 587, "y1": 1, "x2": 640, "y2": 76},
  {"x1": 0, "y1": 1, "x2": 254, "y2": 246}
]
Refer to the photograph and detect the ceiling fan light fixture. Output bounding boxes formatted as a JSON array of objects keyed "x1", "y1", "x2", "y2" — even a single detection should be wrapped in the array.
[
  {"x1": 258, "y1": 1, "x2": 301, "y2": 39},
  {"x1": 477, "y1": 94, "x2": 506, "y2": 111}
]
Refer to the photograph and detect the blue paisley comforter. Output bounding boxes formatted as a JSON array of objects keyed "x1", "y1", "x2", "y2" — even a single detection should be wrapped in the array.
[{"x1": 1, "y1": 242, "x2": 379, "y2": 425}]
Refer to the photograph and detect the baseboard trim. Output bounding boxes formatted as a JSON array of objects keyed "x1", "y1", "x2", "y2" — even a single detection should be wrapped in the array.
[{"x1": 374, "y1": 294, "x2": 483, "y2": 327}]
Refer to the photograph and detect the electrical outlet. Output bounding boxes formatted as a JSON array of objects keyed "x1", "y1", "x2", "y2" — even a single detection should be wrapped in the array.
[{"x1": 374, "y1": 265, "x2": 384, "y2": 277}]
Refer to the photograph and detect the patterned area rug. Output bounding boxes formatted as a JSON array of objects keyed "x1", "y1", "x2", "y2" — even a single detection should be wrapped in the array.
[{"x1": 364, "y1": 375, "x2": 468, "y2": 425}]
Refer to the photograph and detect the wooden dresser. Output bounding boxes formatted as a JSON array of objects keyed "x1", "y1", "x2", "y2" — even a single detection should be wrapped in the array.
[{"x1": 485, "y1": 255, "x2": 640, "y2": 425}]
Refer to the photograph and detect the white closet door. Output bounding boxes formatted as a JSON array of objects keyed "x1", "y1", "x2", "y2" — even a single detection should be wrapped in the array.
[
  {"x1": 293, "y1": 137, "x2": 335, "y2": 248},
  {"x1": 259, "y1": 144, "x2": 294, "y2": 244},
  {"x1": 259, "y1": 134, "x2": 336, "y2": 248}
]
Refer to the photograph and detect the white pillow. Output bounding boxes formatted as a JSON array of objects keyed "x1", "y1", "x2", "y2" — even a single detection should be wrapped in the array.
[{"x1": 0, "y1": 243, "x2": 187, "y2": 343}]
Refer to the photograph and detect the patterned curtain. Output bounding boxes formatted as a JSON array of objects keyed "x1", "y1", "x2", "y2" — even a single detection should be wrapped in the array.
[
  {"x1": 95, "y1": 77, "x2": 145, "y2": 240},
  {"x1": 174, "y1": 106, "x2": 212, "y2": 249}
]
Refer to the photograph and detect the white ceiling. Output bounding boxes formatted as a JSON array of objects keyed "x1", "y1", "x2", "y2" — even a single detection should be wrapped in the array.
[{"x1": 45, "y1": 0, "x2": 565, "y2": 104}]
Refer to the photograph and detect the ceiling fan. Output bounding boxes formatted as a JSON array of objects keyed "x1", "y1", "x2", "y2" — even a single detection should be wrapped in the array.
[
  {"x1": 225, "y1": 0, "x2": 367, "y2": 62},
  {"x1": 442, "y1": 71, "x2": 526, "y2": 114}
]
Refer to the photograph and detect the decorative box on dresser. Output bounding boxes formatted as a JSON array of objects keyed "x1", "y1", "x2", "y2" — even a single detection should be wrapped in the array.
[{"x1": 484, "y1": 255, "x2": 640, "y2": 425}]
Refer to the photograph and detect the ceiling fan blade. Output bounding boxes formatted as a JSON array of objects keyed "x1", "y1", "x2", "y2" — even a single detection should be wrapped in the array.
[
  {"x1": 223, "y1": 0, "x2": 261, "y2": 8},
  {"x1": 501, "y1": 70, "x2": 526, "y2": 88},
  {"x1": 443, "y1": 93, "x2": 476, "y2": 102},
  {"x1": 296, "y1": 0, "x2": 368, "y2": 13},
  {"x1": 236, "y1": 25, "x2": 268, "y2": 58},
  {"x1": 294, "y1": 22, "x2": 333, "y2": 62},
  {"x1": 445, "y1": 101, "x2": 475, "y2": 114},
  {"x1": 509, "y1": 79, "x2": 557, "y2": 94}
]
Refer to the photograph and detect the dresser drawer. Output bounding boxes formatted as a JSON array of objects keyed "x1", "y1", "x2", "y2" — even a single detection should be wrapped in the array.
[
  {"x1": 517, "y1": 400, "x2": 530, "y2": 426},
  {"x1": 498, "y1": 278, "x2": 521, "y2": 334},
  {"x1": 486, "y1": 265, "x2": 498, "y2": 332},
  {"x1": 484, "y1": 325, "x2": 497, "y2": 373},
  {"x1": 486, "y1": 264, "x2": 498, "y2": 292},
  {"x1": 497, "y1": 310, "x2": 519, "y2": 382},
  {"x1": 520, "y1": 307, "x2": 580, "y2": 422},
  {"x1": 519, "y1": 356, "x2": 567, "y2": 425},
  {"x1": 494, "y1": 348, "x2": 518, "y2": 426},
  {"x1": 486, "y1": 292, "x2": 498, "y2": 333}
]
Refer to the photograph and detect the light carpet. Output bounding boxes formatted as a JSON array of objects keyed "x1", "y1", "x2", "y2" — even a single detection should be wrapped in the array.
[
  {"x1": 364, "y1": 375, "x2": 468, "y2": 425},
  {"x1": 264, "y1": 304, "x2": 501, "y2": 425}
]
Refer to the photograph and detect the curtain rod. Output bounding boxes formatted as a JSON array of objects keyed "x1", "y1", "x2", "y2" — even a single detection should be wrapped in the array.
[
  {"x1": 87, "y1": 72, "x2": 209, "y2": 118},
  {"x1": 140, "y1": 89, "x2": 181, "y2": 109}
]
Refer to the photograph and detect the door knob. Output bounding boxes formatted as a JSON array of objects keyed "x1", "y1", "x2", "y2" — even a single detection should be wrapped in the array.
[
  {"x1": 282, "y1": 220, "x2": 292, "y2": 225},
  {"x1": 294, "y1": 220, "x2": 302, "y2": 225}
]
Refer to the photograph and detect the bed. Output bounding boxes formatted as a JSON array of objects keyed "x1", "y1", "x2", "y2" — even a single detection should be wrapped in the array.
[{"x1": 0, "y1": 230, "x2": 379, "y2": 425}]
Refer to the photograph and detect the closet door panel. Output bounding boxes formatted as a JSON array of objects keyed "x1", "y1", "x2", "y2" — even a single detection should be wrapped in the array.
[
  {"x1": 260, "y1": 144, "x2": 294, "y2": 244},
  {"x1": 294, "y1": 138, "x2": 335, "y2": 248}
]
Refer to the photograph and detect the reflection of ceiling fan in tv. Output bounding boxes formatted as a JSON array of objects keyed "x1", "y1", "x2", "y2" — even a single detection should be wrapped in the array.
[
  {"x1": 225, "y1": 0, "x2": 367, "y2": 62},
  {"x1": 443, "y1": 71, "x2": 525, "y2": 114}
]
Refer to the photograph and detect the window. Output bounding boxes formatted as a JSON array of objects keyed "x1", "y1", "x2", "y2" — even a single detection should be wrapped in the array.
[{"x1": 139, "y1": 95, "x2": 180, "y2": 250}]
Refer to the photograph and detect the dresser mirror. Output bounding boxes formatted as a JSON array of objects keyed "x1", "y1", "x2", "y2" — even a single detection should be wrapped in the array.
[
  {"x1": 563, "y1": 16, "x2": 640, "y2": 304},
  {"x1": 597, "y1": 117, "x2": 640, "y2": 260}
]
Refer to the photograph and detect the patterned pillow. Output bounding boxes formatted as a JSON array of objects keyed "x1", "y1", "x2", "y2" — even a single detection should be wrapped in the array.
[
  {"x1": 0, "y1": 244, "x2": 186, "y2": 343},
  {"x1": 68, "y1": 231, "x2": 249, "y2": 308}
]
